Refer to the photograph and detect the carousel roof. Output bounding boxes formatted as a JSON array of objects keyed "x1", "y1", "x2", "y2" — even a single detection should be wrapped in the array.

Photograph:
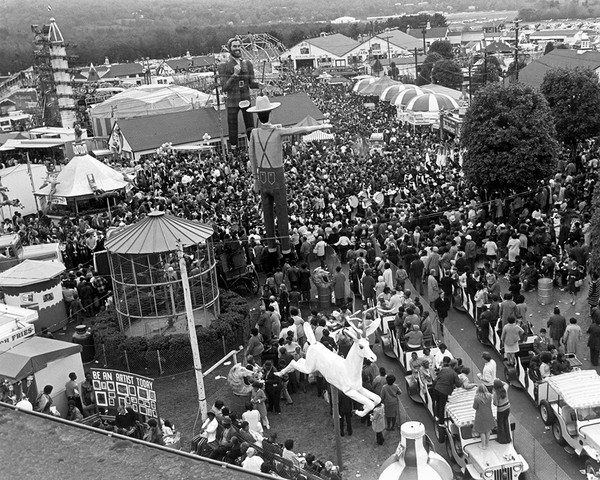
[
  {"x1": 0, "y1": 260, "x2": 65, "y2": 287},
  {"x1": 35, "y1": 154, "x2": 128, "y2": 198},
  {"x1": 105, "y1": 211, "x2": 213, "y2": 255}
]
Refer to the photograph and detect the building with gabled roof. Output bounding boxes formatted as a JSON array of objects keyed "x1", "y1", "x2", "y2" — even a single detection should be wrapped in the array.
[
  {"x1": 287, "y1": 33, "x2": 361, "y2": 70},
  {"x1": 514, "y1": 49, "x2": 600, "y2": 89},
  {"x1": 407, "y1": 26, "x2": 449, "y2": 48},
  {"x1": 359, "y1": 29, "x2": 423, "y2": 59},
  {"x1": 112, "y1": 92, "x2": 323, "y2": 159}
]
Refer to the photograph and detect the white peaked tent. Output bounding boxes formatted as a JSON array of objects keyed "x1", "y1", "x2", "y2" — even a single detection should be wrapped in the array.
[
  {"x1": 302, "y1": 131, "x2": 335, "y2": 142},
  {"x1": 35, "y1": 154, "x2": 128, "y2": 215},
  {"x1": 35, "y1": 154, "x2": 128, "y2": 199}
]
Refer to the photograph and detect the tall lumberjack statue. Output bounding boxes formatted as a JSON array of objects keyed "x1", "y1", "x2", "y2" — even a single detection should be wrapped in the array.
[
  {"x1": 247, "y1": 95, "x2": 330, "y2": 269},
  {"x1": 218, "y1": 37, "x2": 263, "y2": 151}
]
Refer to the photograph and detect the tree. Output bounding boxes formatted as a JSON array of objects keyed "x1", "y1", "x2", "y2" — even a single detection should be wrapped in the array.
[
  {"x1": 428, "y1": 40, "x2": 453, "y2": 59},
  {"x1": 540, "y1": 67, "x2": 600, "y2": 157},
  {"x1": 544, "y1": 41, "x2": 555, "y2": 54},
  {"x1": 431, "y1": 59, "x2": 463, "y2": 89},
  {"x1": 460, "y1": 83, "x2": 559, "y2": 193},
  {"x1": 471, "y1": 56, "x2": 502, "y2": 92},
  {"x1": 372, "y1": 58, "x2": 383, "y2": 75},
  {"x1": 589, "y1": 181, "x2": 600, "y2": 275},
  {"x1": 417, "y1": 52, "x2": 443, "y2": 85},
  {"x1": 505, "y1": 59, "x2": 528, "y2": 79}
]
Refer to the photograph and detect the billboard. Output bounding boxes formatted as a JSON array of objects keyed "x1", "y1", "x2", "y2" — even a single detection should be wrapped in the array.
[{"x1": 90, "y1": 368, "x2": 158, "y2": 419}]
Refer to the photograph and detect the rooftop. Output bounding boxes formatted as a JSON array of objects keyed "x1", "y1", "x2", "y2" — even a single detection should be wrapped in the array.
[
  {"x1": 517, "y1": 49, "x2": 600, "y2": 89},
  {"x1": 306, "y1": 33, "x2": 360, "y2": 57},
  {"x1": 0, "y1": 404, "x2": 267, "y2": 480}
]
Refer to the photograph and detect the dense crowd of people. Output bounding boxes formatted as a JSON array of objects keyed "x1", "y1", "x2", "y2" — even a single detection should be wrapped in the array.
[{"x1": 2, "y1": 67, "x2": 600, "y2": 474}]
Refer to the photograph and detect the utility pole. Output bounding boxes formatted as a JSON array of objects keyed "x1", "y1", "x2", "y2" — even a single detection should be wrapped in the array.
[
  {"x1": 514, "y1": 18, "x2": 520, "y2": 82},
  {"x1": 421, "y1": 23, "x2": 428, "y2": 54},
  {"x1": 381, "y1": 34, "x2": 393, "y2": 77},
  {"x1": 483, "y1": 51, "x2": 488, "y2": 86},
  {"x1": 468, "y1": 62, "x2": 472, "y2": 101},
  {"x1": 414, "y1": 47, "x2": 419, "y2": 83},
  {"x1": 178, "y1": 241, "x2": 208, "y2": 422}
]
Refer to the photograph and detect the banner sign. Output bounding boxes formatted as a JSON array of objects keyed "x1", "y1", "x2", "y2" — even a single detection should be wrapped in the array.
[
  {"x1": 50, "y1": 196, "x2": 67, "y2": 205},
  {"x1": 90, "y1": 368, "x2": 158, "y2": 418},
  {"x1": 0, "y1": 322, "x2": 34, "y2": 348}
]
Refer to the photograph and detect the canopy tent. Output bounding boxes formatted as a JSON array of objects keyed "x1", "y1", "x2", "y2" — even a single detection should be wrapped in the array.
[
  {"x1": 393, "y1": 87, "x2": 431, "y2": 107},
  {"x1": 89, "y1": 85, "x2": 211, "y2": 137},
  {"x1": 380, "y1": 84, "x2": 411, "y2": 102},
  {"x1": 294, "y1": 115, "x2": 321, "y2": 127},
  {"x1": 419, "y1": 84, "x2": 463, "y2": 101},
  {"x1": 0, "y1": 336, "x2": 82, "y2": 382},
  {"x1": 105, "y1": 210, "x2": 213, "y2": 255},
  {"x1": 0, "y1": 164, "x2": 47, "y2": 217},
  {"x1": 389, "y1": 86, "x2": 426, "y2": 105},
  {"x1": 352, "y1": 76, "x2": 376, "y2": 93},
  {"x1": 328, "y1": 76, "x2": 352, "y2": 85},
  {"x1": 406, "y1": 93, "x2": 460, "y2": 112},
  {"x1": 0, "y1": 260, "x2": 65, "y2": 288},
  {"x1": 303, "y1": 131, "x2": 335, "y2": 142},
  {"x1": 35, "y1": 154, "x2": 128, "y2": 199},
  {"x1": 318, "y1": 72, "x2": 333, "y2": 79},
  {"x1": 357, "y1": 75, "x2": 401, "y2": 97},
  {"x1": 0, "y1": 138, "x2": 67, "y2": 152}
]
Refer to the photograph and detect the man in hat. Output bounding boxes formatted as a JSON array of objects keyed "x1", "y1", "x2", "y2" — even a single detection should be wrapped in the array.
[
  {"x1": 218, "y1": 37, "x2": 262, "y2": 150},
  {"x1": 248, "y1": 95, "x2": 329, "y2": 265}
]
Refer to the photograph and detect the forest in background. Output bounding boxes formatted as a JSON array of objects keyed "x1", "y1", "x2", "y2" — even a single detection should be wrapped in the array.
[
  {"x1": 1, "y1": 0, "x2": 599, "y2": 74},
  {"x1": 1, "y1": 0, "x2": 514, "y2": 74}
]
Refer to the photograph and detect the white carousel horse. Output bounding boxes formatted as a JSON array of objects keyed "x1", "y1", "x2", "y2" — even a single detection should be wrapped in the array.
[{"x1": 276, "y1": 317, "x2": 382, "y2": 417}]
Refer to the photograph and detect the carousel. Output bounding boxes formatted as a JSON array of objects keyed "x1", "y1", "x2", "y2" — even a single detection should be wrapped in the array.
[{"x1": 104, "y1": 211, "x2": 219, "y2": 337}]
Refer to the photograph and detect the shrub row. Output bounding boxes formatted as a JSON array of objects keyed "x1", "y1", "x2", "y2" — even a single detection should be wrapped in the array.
[{"x1": 90, "y1": 289, "x2": 251, "y2": 375}]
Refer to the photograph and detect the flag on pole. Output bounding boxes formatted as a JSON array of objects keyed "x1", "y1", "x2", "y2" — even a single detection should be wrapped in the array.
[{"x1": 47, "y1": 4, "x2": 52, "y2": 11}]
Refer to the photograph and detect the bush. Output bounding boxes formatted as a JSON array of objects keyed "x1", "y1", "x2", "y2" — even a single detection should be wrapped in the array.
[{"x1": 91, "y1": 289, "x2": 250, "y2": 375}]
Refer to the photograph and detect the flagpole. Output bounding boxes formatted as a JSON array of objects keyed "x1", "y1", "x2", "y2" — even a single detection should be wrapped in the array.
[{"x1": 26, "y1": 151, "x2": 41, "y2": 216}]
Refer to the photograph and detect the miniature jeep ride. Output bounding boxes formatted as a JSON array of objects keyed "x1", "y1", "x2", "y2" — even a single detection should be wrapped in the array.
[
  {"x1": 441, "y1": 388, "x2": 529, "y2": 480},
  {"x1": 536, "y1": 370, "x2": 600, "y2": 478}
]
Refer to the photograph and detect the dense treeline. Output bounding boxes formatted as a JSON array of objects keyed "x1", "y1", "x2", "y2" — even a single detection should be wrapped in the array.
[{"x1": 0, "y1": 0, "x2": 515, "y2": 74}]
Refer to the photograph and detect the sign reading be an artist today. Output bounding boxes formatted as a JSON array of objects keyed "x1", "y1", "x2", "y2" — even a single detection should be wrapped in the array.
[{"x1": 90, "y1": 368, "x2": 158, "y2": 419}]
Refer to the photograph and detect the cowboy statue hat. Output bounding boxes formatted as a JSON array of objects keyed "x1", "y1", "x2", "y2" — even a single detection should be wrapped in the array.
[{"x1": 247, "y1": 95, "x2": 281, "y2": 113}]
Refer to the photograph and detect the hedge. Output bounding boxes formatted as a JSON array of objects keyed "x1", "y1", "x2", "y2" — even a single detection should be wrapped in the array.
[{"x1": 90, "y1": 289, "x2": 251, "y2": 375}]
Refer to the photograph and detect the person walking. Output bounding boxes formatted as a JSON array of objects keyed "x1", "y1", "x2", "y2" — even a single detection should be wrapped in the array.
[
  {"x1": 380, "y1": 375, "x2": 402, "y2": 431},
  {"x1": 587, "y1": 317, "x2": 600, "y2": 367},
  {"x1": 251, "y1": 381, "x2": 269, "y2": 430},
  {"x1": 338, "y1": 391, "x2": 353, "y2": 437},
  {"x1": 501, "y1": 317, "x2": 524, "y2": 366},
  {"x1": 263, "y1": 361, "x2": 282, "y2": 414},
  {"x1": 562, "y1": 317, "x2": 582, "y2": 356},
  {"x1": 477, "y1": 352, "x2": 496, "y2": 391},
  {"x1": 473, "y1": 384, "x2": 495, "y2": 450},
  {"x1": 370, "y1": 403, "x2": 386, "y2": 446},
  {"x1": 547, "y1": 307, "x2": 566, "y2": 348},
  {"x1": 588, "y1": 272, "x2": 600, "y2": 316},
  {"x1": 433, "y1": 290, "x2": 451, "y2": 333},
  {"x1": 492, "y1": 379, "x2": 511, "y2": 444}
]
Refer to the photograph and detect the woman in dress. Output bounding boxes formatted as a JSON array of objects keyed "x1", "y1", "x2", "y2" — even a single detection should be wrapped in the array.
[
  {"x1": 380, "y1": 374, "x2": 402, "y2": 431},
  {"x1": 473, "y1": 384, "x2": 495, "y2": 449},
  {"x1": 493, "y1": 379, "x2": 511, "y2": 444},
  {"x1": 562, "y1": 317, "x2": 582, "y2": 356},
  {"x1": 251, "y1": 381, "x2": 269, "y2": 430}
]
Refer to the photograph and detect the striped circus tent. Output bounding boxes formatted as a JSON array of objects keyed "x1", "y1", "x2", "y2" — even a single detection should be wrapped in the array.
[
  {"x1": 388, "y1": 85, "x2": 424, "y2": 104},
  {"x1": 393, "y1": 87, "x2": 431, "y2": 107},
  {"x1": 380, "y1": 84, "x2": 409, "y2": 102},
  {"x1": 352, "y1": 76, "x2": 376, "y2": 93},
  {"x1": 405, "y1": 93, "x2": 459, "y2": 113},
  {"x1": 357, "y1": 75, "x2": 401, "y2": 97}
]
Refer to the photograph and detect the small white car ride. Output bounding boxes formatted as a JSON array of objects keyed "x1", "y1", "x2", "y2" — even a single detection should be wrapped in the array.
[{"x1": 441, "y1": 388, "x2": 529, "y2": 480}]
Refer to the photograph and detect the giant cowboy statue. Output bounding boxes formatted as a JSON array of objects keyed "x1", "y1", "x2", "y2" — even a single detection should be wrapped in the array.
[
  {"x1": 248, "y1": 95, "x2": 330, "y2": 270},
  {"x1": 218, "y1": 37, "x2": 263, "y2": 152}
]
